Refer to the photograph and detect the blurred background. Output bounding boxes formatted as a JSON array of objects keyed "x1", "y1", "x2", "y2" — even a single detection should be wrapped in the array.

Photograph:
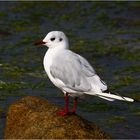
[{"x1": 0, "y1": 1, "x2": 140, "y2": 138}]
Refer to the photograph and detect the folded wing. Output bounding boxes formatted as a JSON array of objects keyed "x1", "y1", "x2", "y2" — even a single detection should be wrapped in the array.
[{"x1": 50, "y1": 50, "x2": 107, "y2": 93}]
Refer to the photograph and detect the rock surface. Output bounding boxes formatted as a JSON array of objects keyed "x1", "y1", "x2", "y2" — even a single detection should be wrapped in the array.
[{"x1": 4, "y1": 96, "x2": 110, "y2": 139}]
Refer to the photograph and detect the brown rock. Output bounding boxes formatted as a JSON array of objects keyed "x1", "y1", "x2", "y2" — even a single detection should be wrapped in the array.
[{"x1": 4, "y1": 96, "x2": 111, "y2": 139}]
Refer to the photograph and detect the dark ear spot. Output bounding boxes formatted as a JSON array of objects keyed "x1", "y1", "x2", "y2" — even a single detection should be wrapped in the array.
[
  {"x1": 50, "y1": 37, "x2": 55, "y2": 41},
  {"x1": 59, "y1": 38, "x2": 63, "y2": 41}
]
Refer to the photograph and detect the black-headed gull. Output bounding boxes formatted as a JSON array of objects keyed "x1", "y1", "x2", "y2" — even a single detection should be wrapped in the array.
[{"x1": 35, "y1": 31, "x2": 134, "y2": 116}]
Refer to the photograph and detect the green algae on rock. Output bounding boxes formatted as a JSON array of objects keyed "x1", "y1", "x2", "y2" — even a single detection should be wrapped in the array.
[{"x1": 4, "y1": 96, "x2": 111, "y2": 139}]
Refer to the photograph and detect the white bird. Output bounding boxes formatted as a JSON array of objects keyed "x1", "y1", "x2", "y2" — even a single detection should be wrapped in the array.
[{"x1": 35, "y1": 31, "x2": 134, "y2": 116}]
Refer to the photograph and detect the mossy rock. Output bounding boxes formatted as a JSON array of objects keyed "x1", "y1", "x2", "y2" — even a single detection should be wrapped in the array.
[{"x1": 4, "y1": 96, "x2": 111, "y2": 139}]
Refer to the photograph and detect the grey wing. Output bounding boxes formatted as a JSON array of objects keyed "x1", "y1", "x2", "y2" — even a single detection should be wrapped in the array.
[
  {"x1": 50, "y1": 50, "x2": 107, "y2": 92},
  {"x1": 50, "y1": 50, "x2": 93, "y2": 92},
  {"x1": 77, "y1": 53, "x2": 107, "y2": 91},
  {"x1": 77, "y1": 54, "x2": 96, "y2": 77}
]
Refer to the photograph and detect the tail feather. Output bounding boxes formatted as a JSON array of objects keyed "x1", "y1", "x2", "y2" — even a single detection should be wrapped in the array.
[
  {"x1": 98, "y1": 96, "x2": 115, "y2": 101},
  {"x1": 85, "y1": 92, "x2": 134, "y2": 102}
]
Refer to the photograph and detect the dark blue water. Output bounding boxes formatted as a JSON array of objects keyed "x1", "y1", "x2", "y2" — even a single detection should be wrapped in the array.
[{"x1": 0, "y1": 2, "x2": 140, "y2": 139}]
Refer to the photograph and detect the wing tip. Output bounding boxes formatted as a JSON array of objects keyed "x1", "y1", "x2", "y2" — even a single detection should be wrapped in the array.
[{"x1": 134, "y1": 99, "x2": 140, "y2": 103}]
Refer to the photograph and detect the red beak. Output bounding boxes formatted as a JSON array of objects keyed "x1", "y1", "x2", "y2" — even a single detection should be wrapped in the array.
[{"x1": 34, "y1": 40, "x2": 46, "y2": 45}]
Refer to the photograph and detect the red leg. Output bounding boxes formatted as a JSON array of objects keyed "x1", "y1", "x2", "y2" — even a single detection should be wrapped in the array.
[
  {"x1": 70, "y1": 97, "x2": 78, "y2": 114},
  {"x1": 64, "y1": 93, "x2": 69, "y2": 112},
  {"x1": 57, "y1": 93, "x2": 69, "y2": 116},
  {"x1": 57, "y1": 94, "x2": 78, "y2": 116}
]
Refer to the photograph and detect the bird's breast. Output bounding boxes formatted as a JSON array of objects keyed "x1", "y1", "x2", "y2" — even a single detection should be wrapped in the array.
[
  {"x1": 43, "y1": 50, "x2": 58, "y2": 84},
  {"x1": 43, "y1": 49, "x2": 67, "y2": 89},
  {"x1": 43, "y1": 51, "x2": 52, "y2": 74}
]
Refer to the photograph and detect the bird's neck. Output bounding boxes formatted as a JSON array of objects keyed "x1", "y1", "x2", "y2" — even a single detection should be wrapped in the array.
[
  {"x1": 45, "y1": 40, "x2": 69, "y2": 61},
  {"x1": 57, "y1": 44, "x2": 69, "y2": 50},
  {"x1": 49, "y1": 43, "x2": 69, "y2": 52},
  {"x1": 46, "y1": 46, "x2": 66, "y2": 58}
]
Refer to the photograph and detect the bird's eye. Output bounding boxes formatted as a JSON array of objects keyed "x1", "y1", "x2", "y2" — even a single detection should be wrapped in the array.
[
  {"x1": 59, "y1": 38, "x2": 63, "y2": 41},
  {"x1": 50, "y1": 37, "x2": 55, "y2": 41}
]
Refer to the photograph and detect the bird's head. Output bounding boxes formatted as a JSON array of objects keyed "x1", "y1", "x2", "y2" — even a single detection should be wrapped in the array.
[{"x1": 35, "y1": 31, "x2": 69, "y2": 49}]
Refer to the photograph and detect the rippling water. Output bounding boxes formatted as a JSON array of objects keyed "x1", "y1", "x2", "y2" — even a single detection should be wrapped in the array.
[{"x1": 0, "y1": 2, "x2": 140, "y2": 138}]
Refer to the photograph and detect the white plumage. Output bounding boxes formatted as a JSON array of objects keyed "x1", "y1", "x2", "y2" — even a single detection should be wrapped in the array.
[
  {"x1": 35, "y1": 31, "x2": 134, "y2": 116},
  {"x1": 37, "y1": 31, "x2": 134, "y2": 103},
  {"x1": 35, "y1": 31, "x2": 134, "y2": 115}
]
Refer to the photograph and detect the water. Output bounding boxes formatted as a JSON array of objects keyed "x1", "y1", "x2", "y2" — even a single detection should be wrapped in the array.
[{"x1": 0, "y1": 1, "x2": 140, "y2": 138}]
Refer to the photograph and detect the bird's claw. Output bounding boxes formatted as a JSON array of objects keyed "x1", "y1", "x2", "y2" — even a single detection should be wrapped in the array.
[{"x1": 57, "y1": 109, "x2": 75, "y2": 116}]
